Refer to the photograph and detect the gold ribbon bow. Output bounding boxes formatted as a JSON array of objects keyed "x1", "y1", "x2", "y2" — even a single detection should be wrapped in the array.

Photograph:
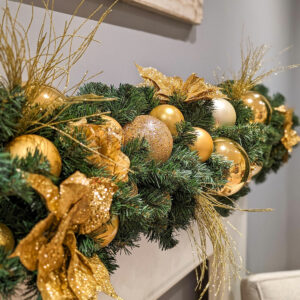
[
  {"x1": 12, "y1": 171, "x2": 122, "y2": 300},
  {"x1": 136, "y1": 64, "x2": 225, "y2": 102},
  {"x1": 275, "y1": 105, "x2": 300, "y2": 153}
]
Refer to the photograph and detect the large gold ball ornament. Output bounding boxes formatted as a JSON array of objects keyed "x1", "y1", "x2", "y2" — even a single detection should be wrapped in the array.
[
  {"x1": 150, "y1": 104, "x2": 184, "y2": 135},
  {"x1": 123, "y1": 115, "x2": 173, "y2": 163},
  {"x1": 0, "y1": 223, "x2": 15, "y2": 253},
  {"x1": 241, "y1": 91, "x2": 272, "y2": 123},
  {"x1": 214, "y1": 137, "x2": 250, "y2": 196},
  {"x1": 7, "y1": 134, "x2": 62, "y2": 177},
  {"x1": 212, "y1": 98, "x2": 236, "y2": 127},
  {"x1": 189, "y1": 127, "x2": 214, "y2": 162},
  {"x1": 247, "y1": 164, "x2": 263, "y2": 183},
  {"x1": 90, "y1": 215, "x2": 119, "y2": 248}
]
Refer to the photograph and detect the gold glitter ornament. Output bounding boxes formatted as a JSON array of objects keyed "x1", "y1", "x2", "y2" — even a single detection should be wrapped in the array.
[
  {"x1": 189, "y1": 127, "x2": 214, "y2": 162},
  {"x1": 123, "y1": 115, "x2": 173, "y2": 163},
  {"x1": 12, "y1": 172, "x2": 121, "y2": 300},
  {"x1": 7, "y1": 134, "x2": 62, "y2": 177},
  {"x1": 214, "y1": 137, "x2": 250, "y2": 196},
  {"x1": 90, "y1": 215, "x2": 119, "y2": 247},
  {"x1": 0, "y1": 223, "x2": 14, "y2": 253},
  {"x1": 212, "y1": 98, "x2": 236, "y2": 127},
  {"x1": 247, "y1": 164, "x2": 263, "y2": 182},
  {"x1": 241, "y1": 91, "x2": 272, "y2": 123},
  {"x1": 150, "y1": 104, "x2": 184, "y2": 135},
  {"x1": 101, "y1": 115, "x2": 125, "y2": 144}
]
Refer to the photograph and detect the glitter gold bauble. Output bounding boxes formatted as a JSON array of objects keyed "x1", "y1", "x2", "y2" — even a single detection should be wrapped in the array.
[
  {"x1": 241, "y1": 91, "x2": 272, "y2": 123},
  {"x1": 247, "y1": 164, "x2": 263, "y2": 182},
  {"x1": 214, "y1": 137, "x2": 250, "y2": 196},
  {"x1": 90, "y1": 215, "x2": 119, "y2": 248},
  {"x1": 212, "y1": 98, "x2": 236, "y2": 127},
  {"x1": 150, "y1": 104, "x2": 184, "y2": 135},
  {"x1": 7, "y1": 134, "x2": 62, "y2": 176},
  {"x1": 189, "y1": 127, "x2": 214, "y2": 162},
  {"x1": 30, "y1": 85, "x2": 65, "y2": 110},
  {"x1": 123, "y1": 115, "x2": 173, "y2": 162},
  {"x1": 0, "y1": 223, "x2": 15, "y2": 253}
]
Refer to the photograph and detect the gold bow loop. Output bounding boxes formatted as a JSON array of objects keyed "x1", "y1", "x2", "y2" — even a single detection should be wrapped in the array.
[
  {"x1": 12, "y1": 171, "x2": 121, "y2": 300},
  {"x1": 136, "y1": 64, "x2": 225, "y2": 102},
  {"x1": 275, "y1": 105, "x2": 300, "y2": 153}
]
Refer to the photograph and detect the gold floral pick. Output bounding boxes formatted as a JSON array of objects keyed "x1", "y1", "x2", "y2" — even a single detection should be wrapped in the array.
[
  {"x1": 12, "y1": 171, "x2": 122, "y2": 300},
  {"x1": 275, "y1": 105, "x2": 300, "y2": 153},
  {"x1": 136, "y1": 64, "x2": 225, "y2": 102}
]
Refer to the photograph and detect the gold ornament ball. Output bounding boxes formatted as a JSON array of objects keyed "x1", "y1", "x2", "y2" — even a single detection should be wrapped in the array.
[
  {"x1": 214, "y1": 137, "x2": 250, "y2": 196},
  {"x1": 7, "y1": 134, "x2": 62, "y2": 177},
  {"x1": 212, "y1": 98, "x2": 236, "y2": 127},
  {"x1": 123, "y1": 115, "x2": 173, "y2": 163},
  {"x1": 189, "y1": 127, "x2": 214, "y2": 162},
  {"x1": 150, "y1": 104, "x2": 184, "y2": 135},
  {"x1": 247, "y1": 164, "x2": 263, "y2": 182},
  {"x1": 0, "y1": 223, "x2": 15, "y2": 253},
  {"x1": 91, "y1": 215, "x2": 119, "y2": 248},
  {"x1": 241, "y1": 91, "x2": 272, "y2": 123}
]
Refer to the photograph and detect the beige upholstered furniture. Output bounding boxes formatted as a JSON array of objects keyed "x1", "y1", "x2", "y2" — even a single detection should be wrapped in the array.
[{"x1": 241, "y1": 270, "x2": 300, "y2": 300}]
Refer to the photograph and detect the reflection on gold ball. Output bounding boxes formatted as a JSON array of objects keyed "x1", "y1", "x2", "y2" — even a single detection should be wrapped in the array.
[
  {"x1": 31, "y1": 85, "x2": 65, "y2": 110},
  {"x1": 90, "y1": 215, "x2": 119, "y2": 248},
  {"x1": 150, "y1": 104, "x2": 184, "y2": 135},
  {"x1": 101, "y1": 115, "x2": 124, "y2": 144},
  {"x1": 189, "y1": 127, "x2": 214, "y2": 162},
  {"x1": 241, "y1": 91, "x2": 272, "y2": 123},
  {"x1": 212, "y1": 98, "x2": 236, "y2": 127},
  {"x1": 214, "y1": 137, "x2": 250, "y2": 196},
  {"x1": 247, "y1": 164, "x2": 263, "y2": 182},
  {"x1": 0, "y1": 223, "x2": 15, "y2": 253},
  {"x1": 7, "y1": 134, "x2": 62, "y2": 177},
  {"x1": 123, "y1": 115, "x2": 173, "y2": 162}
]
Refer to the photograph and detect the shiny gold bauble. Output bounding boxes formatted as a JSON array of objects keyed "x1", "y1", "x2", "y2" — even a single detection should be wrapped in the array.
[
  {"x1": 212, "y1": 98, "x2": 236, "y2": 127},
  {"x1": 150, "y1": 104, "x2": 184, "y2": 135},
  {"x1": 0, "y1": 223, "x2": 15, "y2": 253},
  {"x1": 247, "y1": 164, "x2": 263, "y2": 182},
  {"x1": 7, "y1": 134, "x2": 62, "y2": 177},
  {"x1": 241, "y1": 91, "x2": 272, "y2": 123},
  {"x1": 123, "y1": 115, "x2": 173, "y2": 162},
  {"x1": 214, "y1": 137, "x2": 250, "y2": 196},
  {"x1": 90, "y1": 215, "x2": 119, "y2": 248},
  {"x1": 101, "y1": 115, "x2": 124, "y2": 144},
  {"x1": 30, "y1": 85, "x2": 65, "y2": 110},
  {"x1": 189, "y1": 127, "x2": 214, "y2": 162}
]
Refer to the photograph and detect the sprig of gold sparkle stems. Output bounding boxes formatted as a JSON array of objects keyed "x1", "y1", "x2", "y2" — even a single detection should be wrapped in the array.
[{"x1": 219, "y1": 40, "x2": 299, "y2": 100}]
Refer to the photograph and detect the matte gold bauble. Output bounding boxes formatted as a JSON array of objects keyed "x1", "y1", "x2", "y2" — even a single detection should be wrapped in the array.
[
  {"x1": 150, "y1": 104, "x2": 184, "y2": 135},
  {"x1": 189, "y1": 127, "x2": 214, "y2": 162},
  {"x1": 212, "y1": 98, "x2": 236, "y2": 127},
  {"x1": 7, "y1": 134, "x2": 62, "y2": 177},
  {"x1": 241, "y1": 91, "x2": 272, "y2": 123},
  {"x1": 247, "y1": 164, "x2": 263, "y2": 182},
  {"x1": 214, "y1": 137, "x2": 250, "y2": 196},
  {"x1": 30, "y1": 85, "x2": 65, "y2": 110},
  {"x1": 0, "y1": 223, "x2": 15, "y2": 253},
  {"x1": 123, "y1": 115, "x2": 173, "y2": 162},
  {"x1": 90, "y1": 215, "x2": 119, "y2": 247}
]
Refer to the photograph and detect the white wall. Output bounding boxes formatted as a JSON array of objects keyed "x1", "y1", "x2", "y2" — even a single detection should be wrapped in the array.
[{"x1": 7, "y1": 0, "x2": 300, "y2": 296}]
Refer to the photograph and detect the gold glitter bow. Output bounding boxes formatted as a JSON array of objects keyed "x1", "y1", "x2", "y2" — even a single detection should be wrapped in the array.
[
  {"x1": 275, "y1": 105, "x2": 300, "y2": 153},
  {"x1": 136, "y1": 64, "x2": 225, "y2": 102},
  {"x1": 12, "y1": 171, "x2": 122, "y2": 300}
]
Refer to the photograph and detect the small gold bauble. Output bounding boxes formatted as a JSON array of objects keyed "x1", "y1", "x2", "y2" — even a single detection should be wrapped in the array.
[
  {"x1": 123, "y1": 115, "x2": 173, "y2": 163},
  {"x1": 150, "y1": 104, "x2": 184, "y2": 135},
  {"x1": 241, "y1": 91, "x2": 272, "y2": 123},
  {"x1": 7, "y1": 134, "x2": 62, "y2": 177},
  {"x1": 90, "y1": 215, "x2": 119, "y2": 248},
  {"x1": 212, "y1": 98, "x2": 236, "y2": 127},
  {"x1": 30, "y1": 85, "x2": 65, "y2": 110},
  {"x1": 247, "y1": 164, "x2": 263, "y2": 182},
  {"x1": 0, "y1": 223, "x2": 15, "y2": 253},
  {"x1": 189, "y1": 127, "x2": 214, "y2": 162},
  {"x1": 214, "y1": 137, "x2": 250, "y2": 196}
]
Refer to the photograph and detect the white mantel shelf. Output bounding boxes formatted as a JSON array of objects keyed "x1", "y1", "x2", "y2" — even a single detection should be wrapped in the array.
[{"x1": 101, "y1": 198, "x2": 248, "y2": 300}]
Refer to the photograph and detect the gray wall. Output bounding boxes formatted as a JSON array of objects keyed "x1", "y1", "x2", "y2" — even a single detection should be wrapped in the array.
[{"x1": 9, "y1": 0, "x2": 300, "y2": 296}]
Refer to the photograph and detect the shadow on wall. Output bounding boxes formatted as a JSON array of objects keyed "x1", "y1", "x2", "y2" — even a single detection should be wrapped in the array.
[{"x1": 14, "y1": 0, "x2": 196, "y2": 42}]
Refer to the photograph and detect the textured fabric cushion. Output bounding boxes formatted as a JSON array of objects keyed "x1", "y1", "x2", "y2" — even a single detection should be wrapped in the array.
[{"x1": 241, "y1": 270, "x2": 300, "y2": 300}]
